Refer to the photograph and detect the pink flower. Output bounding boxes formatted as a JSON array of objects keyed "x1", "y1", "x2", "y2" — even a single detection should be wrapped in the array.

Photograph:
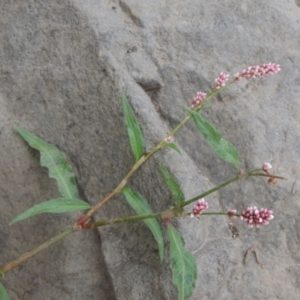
[
  {"x1": 165, "y1": 136, "x2": 174, "y2": 143},
  {"x1": 235, "y1": 63, "x2": 280, "y2": 81},
  {"x1": 240, "y1": 206, "x2": 274, "y2": 228},
  {"x1": 191, "y1": 198, "x2": 209, "y2": 218},
  {"x1": 262, "y1": 162, "x2": 272, "y2": 171},
  {"x1": 190, "y1": 91, "x2": 207, "y2": 110},
  {"x1": 215, "y1": 72, "x2": 229, "y2": 89}
]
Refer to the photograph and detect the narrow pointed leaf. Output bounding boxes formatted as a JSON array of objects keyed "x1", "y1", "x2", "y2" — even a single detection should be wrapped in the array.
[
  {"x1": 121, "y1": 94, "x2": 144, "y2": 162},
  {"x1": 216, "y1": 138, "x2": 240, "y2": 168},
  {"x1": 185, "y1": 108, "x2": 221, "y2": 142},
  {"x1": 15, "y1": 127, "x2": 78, "y2": 198},
  {"x1": 0, "y1": 270, "x2": 4, "y2": 279},
  {"x1": 163, "y1": 142, "x2": 182, "y2": 155},
  {"x1": 123, "y1": 187, "x2": 164, "y2": 262},
  {"x1": 10, "y1": 198, "x2": 91, "y2": 224},
  {"x1": 159, "y1": 166, "x2": 184, "y2": 207},
  {"x1": 185, "y1": 108, "x2": 240, "y2": 169},
  {"x1": 0, "y1": 282, "x2": 10, "y2": 300},
  {"x1": 167, "y1": 225, "x2": 197, "y2": 300}
]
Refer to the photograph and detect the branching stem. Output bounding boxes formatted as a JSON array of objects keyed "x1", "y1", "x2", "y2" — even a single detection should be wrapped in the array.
[
  {"x1": 1, "y1": 169, "x2": 286, "y2": 274},
  {"x1": 77, "y1": 83, "x2": 234, "y2": 226}
]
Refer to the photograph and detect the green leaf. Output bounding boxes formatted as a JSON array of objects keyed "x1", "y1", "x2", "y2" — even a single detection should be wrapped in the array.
[
  {"x1": 159, "y1": 166, "x2": 185, "y2": 207},
  {"x1": 214, "y1": 138, "x2": 240, "y2": 168},
  {"x1": 185, "y1": 108, "x2": 240, "y2": 169},
  {"x1": 185, "y1": 108, "x2": 221, "y2": 142},
  {"x1": 121, "y1": 94, "x2": 144, "y2": 162},
  {"x1": 10, "y1": 198, "x2": 91, "y2": 224},
  {"x1": 167, "y1": 225, "x2": 197, "y2": 300},
  {"x1": 0, "y1": 270, "x2": 4, "y2": 279},
  {"x1": 123, "y1": 187, "x2": 164, "y2": 262},
  {"x1": 15, "y1": 127, "x2": 78, "y2": 198},
  {"x1": 0, "y1": 282, "x2": 10, "y2": 300},
  {"x1": 162, "y1": 142, "x2": 182, "y2": 155}
]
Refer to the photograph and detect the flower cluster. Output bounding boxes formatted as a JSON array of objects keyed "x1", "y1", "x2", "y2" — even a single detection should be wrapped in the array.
[
  {"x1": 190, "y1": 63, "x2": 279, "y2": 111},
  {"x1": 190, "y1": 92, "x2": 207, "y2": 110},
  {"x1": 235, "y1": 63, "x2": 280, "y2": 81},
  {"x1": 215, "y1": 72, "x2": 229, "y2": 89},
  {"x1": 240, "y1": 206, "x2": 274, "y2": 228},
  {"x1": 190, "y1": 198, "x2": 209, "y2": 217}
]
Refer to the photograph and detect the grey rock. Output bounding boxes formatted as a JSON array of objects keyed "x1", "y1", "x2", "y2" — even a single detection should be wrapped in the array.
[{"x1": 1, "y1": 0, "x2": 299, "y2": 299}]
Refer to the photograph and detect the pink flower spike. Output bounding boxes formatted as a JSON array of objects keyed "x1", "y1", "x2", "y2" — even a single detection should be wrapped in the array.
[
  {"x1": 191, "y1": 198, "x2": 209, "y2": 218},
  {"x1": 190, "y1": 91, "x2": 207, "y2": 109},
  {"x1": 262, "y1": 162, "x2": 272, "y2": 171},
  {"x1": 240, "y1": 206, "x2": 274, "y2": 228},
  {"x1": 235, "y1": 63, "x2": 280, "y2": 81},
  {"x1": 215, "y1": 72, "x2": 229, "y2": 89}
]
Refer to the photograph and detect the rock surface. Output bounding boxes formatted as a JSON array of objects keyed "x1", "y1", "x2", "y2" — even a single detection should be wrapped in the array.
[{"x1": 1, "y1": 0, "x2": 299, "y2": 299}]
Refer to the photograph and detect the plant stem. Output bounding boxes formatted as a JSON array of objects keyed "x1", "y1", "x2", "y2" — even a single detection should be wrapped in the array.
[
  {"x1": 182, "y1": 171, "x2": 286, "y2": 207},
  {"x1": 1, "y1": 170, "x2": 286, "y2": 274},
  {"x1": 85, "y1": 170, "x2": 271, "y2": 229},
  {"x1": 85, "y1": 211, "x2": 240, "y2": 230},
  {"x1": 84, "y1": 212, "x2": 163, "y2": 229},
  {"x1": 78, "y1": 86, "x2": 231, "y2": 226},
  {"x1": 201, "y1": 212, "x2": 236, "y2": 216},
  {"x1": 183, "y1": 175, "x2": 241, "y2": 207},
  {"x1": 77, "y1": 143, "x2": 164, "y2": 226},
  {"x1": 0, "y1": 228, "x2": 74, "y2": 274}
]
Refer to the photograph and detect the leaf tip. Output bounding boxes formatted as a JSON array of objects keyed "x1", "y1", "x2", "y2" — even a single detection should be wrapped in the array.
[
  {"x1": 9, "y1": 218, "x2": 18, "y2": 225},
  {"x1": 121, "y1": 93, "x2": 128, "y2": 103}
]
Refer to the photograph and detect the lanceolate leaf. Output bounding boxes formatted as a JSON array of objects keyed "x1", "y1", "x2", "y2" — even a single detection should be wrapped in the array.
[
  {"x1": 215, "y1": 138, "x2": 239, "y2": 168},
  {"x1": 10, "y1": 198, "x2": 91, "y2": 224},
  {"x1": 0, "y1": 270, "x2": 4, "y2": 279},
  {"x1": 159, "y1": 166, "x2": 184, "y2": 207},
  {"x1": 121, "y1": 94, "x2": 144, "y2": 162},
  {"x1": 15, "y1": 127, "x2": 78, "y2": 199},
  {"x1": 123, "y1": 187, "x2": 164, "y2": 262},
  {"x1": 0, "y1": 282, "x2": 10, "y2": 300},
  {"x1": 185, "y1": 108, "x2": 240, "y2": 169},
  {"x1": 167, "y1": 225, "x2": 197, "y2": 300},
  {"x1": 189, "y1": 109, "x2": 221, "y2": 143}
]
